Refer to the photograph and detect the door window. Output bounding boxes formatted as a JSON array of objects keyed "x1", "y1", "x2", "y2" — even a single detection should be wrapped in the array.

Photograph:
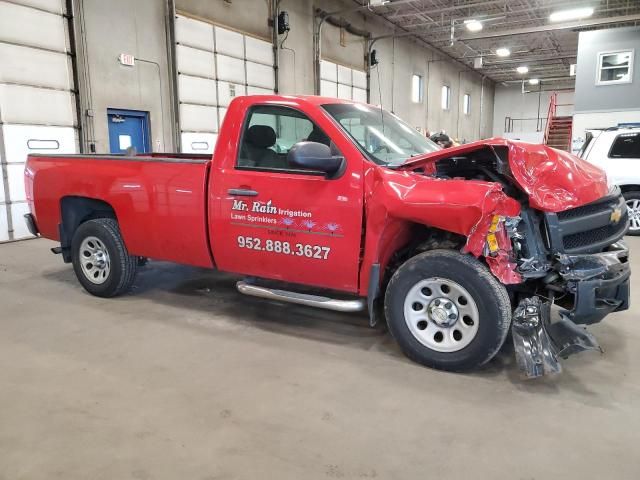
[
  {"x1": 237, "y1": 105, "x2": 331, "y2": 171},
  {"x1": 609, "y1": 132, "x2": 640, "y2": 159}
]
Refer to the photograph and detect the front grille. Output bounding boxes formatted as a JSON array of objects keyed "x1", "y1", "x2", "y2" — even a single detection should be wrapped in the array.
[
  {"x1": 562, "y1": 211, "x2": 629, "y2": 251},
  {"x1": 544, "y1": 188, "x2": 629, "y2": 254}
]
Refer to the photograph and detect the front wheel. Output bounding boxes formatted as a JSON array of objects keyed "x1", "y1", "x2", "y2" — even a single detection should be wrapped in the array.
[
  {"x1": 71, "y1": 218, "x2": 137, "y2": 297},
  {"x1": 384, "y1": 250, "x2": 512, "y2": 371},
  {"x1": 623, "y1": 191, "x2": 640, "y2": 236}
]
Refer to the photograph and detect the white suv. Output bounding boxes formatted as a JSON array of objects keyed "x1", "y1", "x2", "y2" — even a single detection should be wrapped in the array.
[{"x1": 580, "y1": 126, "x2": 640, "y2": 235}]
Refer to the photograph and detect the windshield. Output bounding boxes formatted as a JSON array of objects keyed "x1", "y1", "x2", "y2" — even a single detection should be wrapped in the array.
[{"x1": 323, "y1": 103, "x2": 440, "y2": 166}]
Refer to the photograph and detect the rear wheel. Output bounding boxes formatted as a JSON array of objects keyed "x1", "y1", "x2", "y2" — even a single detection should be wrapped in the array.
[
  {"x1": 623, "y1": 191, "x2": 640, "y2": 236},
  {"x1": 71, "y1": 218, "x2": 137, "y2": 297},
  {"x1": 384, "y1": 250, "x2": 511, "y2": 371}
]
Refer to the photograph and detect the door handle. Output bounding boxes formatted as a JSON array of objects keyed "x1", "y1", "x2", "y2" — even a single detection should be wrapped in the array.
[{"x1": 228, "y1": 188, "x2": 259, "y2": 197}]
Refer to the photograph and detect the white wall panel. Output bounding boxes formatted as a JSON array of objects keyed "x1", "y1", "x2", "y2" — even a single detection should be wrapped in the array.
[
  {"x1": 179, "y1": 104, "x2": 218, "y2": 132},
  {"x1": 10, "y1": 202, "x2": 31, "y2": 240},
  {"x1": 216, "y1": 54, "x2": 245, "y2": 83},
  {"x1": 175, "y1": 15, "x2": 214, "y2": 51},
  {"x1": 246, "y1": 62, "x2": 274, "y2": 90},
  {"x1": 337, "y1": 83, "x2": 352, "y2": 100},
  {"x1": 320, "y1": 60, "x2": 338, "y2": 82},
  {"x1": 337, "y1": 65, "x2": 352, "y2": 85},
  {"x1": 247, "y1": 86, "x2": 274, "y2": 96},
  {"x1": 180, "y1": 132, "x2": 217, "y2": 154},
  {"x1": 320, "y1": 80, "x2": 338, "y2": 98},
  {"x1": 2, "y1": 125, "x2": 76, "y2": 163},
  {"x1": 353, "y1": 70, "x2": 367, "y2": 89},
  {"x1": 175, "y1": 45, "x2": 215, "y2": 78},
  {"x1": 0, "y1": 208, "x2": 9, "y2": 242},
  {"x1": 8, "y1": 164, "x2": 26, "y2": 202},
  {"x1": 0, "y1": 176, "x2": 5, "y2": 203},
  {"x1": 0, "y1": 85, "x2": 75, "y2": 126},
  {"x1": 214, "y1": 26, "x2": 244, "y2": 58},
  {"x1": 11, "y1": 0, "x2": 64, "y2": 15},
  {"x1": 0, "y1": 2, "x2": 66, "y2": 53},
  {"x1": 0, "y1": 44, "x2": 71, "y2": 90},
  {"x1": 174, "y1": 20, "x2": 273, "y2": 153},
  {"x1": 178, "y1": 75, "x2": 217, "y2": 105},
  {"x1": 353, "y1": 87, "x2": 367, "y2": 103},
  {"x1": 0, "y1": 0, "x2": 77, "y2": 242},
  {"x1": 217, "y1": 81, "x2": 246, "y2": 107},
  {"x1": 245, "y1": 36, "x2": 273, "y2": 65}
]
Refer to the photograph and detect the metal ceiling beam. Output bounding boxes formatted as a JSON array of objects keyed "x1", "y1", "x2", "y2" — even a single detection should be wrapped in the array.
[
  {"x1": 482, "y1": 54, "x2": 576, "y2": 66},
  {"x1": 386, "y1": 0, "x2": 507, "y2": 19},
  {"x1": 457, "y1": 13, "x2": 640, "y2": 40}
]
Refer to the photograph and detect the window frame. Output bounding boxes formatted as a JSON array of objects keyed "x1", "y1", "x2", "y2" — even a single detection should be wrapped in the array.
[
  {"x1": 235, "y1": 104, "x2": 333, "y2": 176},
  {"x1": 595, "y1": 49, "x2": 634, "y2": 86},
  {"x1": 463, "y1": 93, "x2": 471, "y2": 115},
  {"x1": 607, "y1": 132, "x2": 640, "y2": 159},
  {"x1": 441, "y1": 85, "x2": 451, "y2": 110},
  {"x1": 411, "y1": 74, "x2": 424, "y2": 103}
]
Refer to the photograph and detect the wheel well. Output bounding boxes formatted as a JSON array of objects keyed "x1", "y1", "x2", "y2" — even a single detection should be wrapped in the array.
[
  {"x1": 379, "y1": 225, "x2": 466, "y2": 301},
  {"x1": 620, "y1": 185, "x2": 640, "y2": 194},
  {"x1": 59, "y1": 196, "x2": 116, "y2": 260}
]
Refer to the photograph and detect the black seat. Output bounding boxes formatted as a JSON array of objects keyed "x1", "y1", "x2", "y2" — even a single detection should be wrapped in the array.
[{"x1": 242, "y1": 125, "x2": 286, "y2": 168}]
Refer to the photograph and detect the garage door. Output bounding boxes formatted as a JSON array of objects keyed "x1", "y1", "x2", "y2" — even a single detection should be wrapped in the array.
[
  {"x1": 0, "y1": 0, "x2": 78, "y2": 242},
  {"x1": 319, "y1": 59, "x2": 367, "y2": 102},
  {"x1": 174, "y1": 13, "x2": 275, "y2": 154}
]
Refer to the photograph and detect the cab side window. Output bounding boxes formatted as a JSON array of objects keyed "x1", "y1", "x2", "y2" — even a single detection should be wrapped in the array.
[
  {"x1": 609, "y1": 133, "x2": 640, "y2": 159},
  {"x1": 237, "y1": 105, "x2": 331, "y2": 171}
]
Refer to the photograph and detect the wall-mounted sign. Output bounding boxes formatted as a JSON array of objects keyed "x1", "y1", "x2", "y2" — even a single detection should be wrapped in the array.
[{"x1": 118, "y1": 53, "x2": 135, "y2": 67}]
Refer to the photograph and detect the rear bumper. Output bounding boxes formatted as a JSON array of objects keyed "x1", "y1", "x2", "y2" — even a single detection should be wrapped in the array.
[
  {"x1": 558, "y1": 242, "x2": 630, "y2": 324},
  {"x1": 24, "y1": 213, "x2": 39, "y2": 236}
]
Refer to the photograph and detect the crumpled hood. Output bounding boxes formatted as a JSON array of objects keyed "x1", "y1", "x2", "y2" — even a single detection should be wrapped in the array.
[{"x1": 400, "y1": 138, "x2": 609, "y2": 212}]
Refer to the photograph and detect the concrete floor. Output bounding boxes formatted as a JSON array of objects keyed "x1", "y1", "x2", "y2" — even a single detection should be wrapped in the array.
[{"x1": 1, "y1": 238, "x2": 639, "y2": 479}]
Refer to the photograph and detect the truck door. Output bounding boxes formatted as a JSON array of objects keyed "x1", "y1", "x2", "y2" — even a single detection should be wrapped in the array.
[{"x1": 209, "y1": 104, "x2": 363, "y2": 293}]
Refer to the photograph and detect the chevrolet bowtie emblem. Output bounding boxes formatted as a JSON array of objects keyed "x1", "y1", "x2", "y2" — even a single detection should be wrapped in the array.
[{"x1": 610, "y1": 207, "x2": 622, "y2": 224}]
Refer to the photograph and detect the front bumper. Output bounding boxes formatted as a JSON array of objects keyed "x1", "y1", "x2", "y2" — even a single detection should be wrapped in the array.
[{"x1": 558, "y1": 242, "x2": 630, "y2": 325}]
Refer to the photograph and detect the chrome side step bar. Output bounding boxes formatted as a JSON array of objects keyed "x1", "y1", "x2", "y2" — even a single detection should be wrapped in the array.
[{"x1": 236, "y1": 281, "x2": 366, "y2": 313}]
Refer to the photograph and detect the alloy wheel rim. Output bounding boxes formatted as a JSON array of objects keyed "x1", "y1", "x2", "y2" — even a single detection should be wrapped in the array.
[
  {"x1": 80, "y1": 236, "x2": 111, "y2": 284},
  {"x1": 626, "y1": 199, "x2": 640, "y2": 232},
  {"x1": 403, "y1": 277, "x2": 480, "y2": 352}
]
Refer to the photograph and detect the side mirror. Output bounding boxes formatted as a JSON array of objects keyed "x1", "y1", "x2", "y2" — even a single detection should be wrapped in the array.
[{"x1": 287, "y1": 141, "x2": 345, "y2": 178}]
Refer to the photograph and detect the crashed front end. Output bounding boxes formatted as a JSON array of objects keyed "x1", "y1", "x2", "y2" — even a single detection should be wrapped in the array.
[
  {"x1": 510, "y1": 188, "x2": 630, "y2": 378},
  {"x1": 400, "y1": 139, "x2": 631, "y2": 379}
]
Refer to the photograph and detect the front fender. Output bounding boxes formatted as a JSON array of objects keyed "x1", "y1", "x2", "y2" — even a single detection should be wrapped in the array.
[{"x1": 359, "y1": 167, "x2": 521, "y2": 296}]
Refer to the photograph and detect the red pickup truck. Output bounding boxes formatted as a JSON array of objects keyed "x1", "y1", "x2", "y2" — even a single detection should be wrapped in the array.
[{"x1": 24, "y1": 95, "x2": 630, "y2": 378}]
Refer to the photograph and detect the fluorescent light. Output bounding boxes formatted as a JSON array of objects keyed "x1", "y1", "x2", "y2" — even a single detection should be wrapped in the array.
[
  {"x1": 529, "y1": 78, "x2": 540, "y2": 85},
  {"x1": 516, "y1": 66, "x2": 529, "y2": 74},
  {"x1": 549, "y1": 7, "x2": 594, "y2": 22},
  {"x1": 495, "y1": 47, "x2": 511, "y2": 57},
  {"x1": 464, "y1": 19, "x2": 483, "y2": 32}
]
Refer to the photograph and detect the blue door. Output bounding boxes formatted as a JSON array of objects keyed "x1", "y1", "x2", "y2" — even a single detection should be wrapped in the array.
[{"x1": 107, "y1": 108, "x2": 151, "y2": 154}]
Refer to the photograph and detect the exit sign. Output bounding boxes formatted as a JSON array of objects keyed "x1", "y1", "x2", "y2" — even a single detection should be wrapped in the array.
[{"x1": 118, "y1": 53, "x2": 135, "y2": 66}]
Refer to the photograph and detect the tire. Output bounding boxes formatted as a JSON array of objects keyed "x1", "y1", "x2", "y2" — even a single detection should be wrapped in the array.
[
  {"x1": 384, "y1": 249, "x2": 511, "y2": 372},
  {"x1": 71, "y1": 218, "x2": 137, "y2": 297},
  {"x1": 622, "y1": 190, "x2": 640, "y2": 236}
]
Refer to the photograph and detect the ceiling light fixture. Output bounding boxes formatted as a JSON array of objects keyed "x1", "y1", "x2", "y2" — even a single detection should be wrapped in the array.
[
  {"x1": 464, "y1": 19, "x2": 483, "y2": 32},
  {"x1": 549, "y1": 7, "x2": 594, "y2": 22},
  {"x1": 516, "y1": 66, "x2": 529, "y2": 74},
  {"x1": 529, "y1": 78, "x2": 540, "y2": 85},
  {"x1": 495, "y1": 47, "x2": 511, "y2": 57}
]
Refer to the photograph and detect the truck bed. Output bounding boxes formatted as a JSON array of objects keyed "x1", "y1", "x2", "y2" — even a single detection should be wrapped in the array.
[{"x1": 26, "y1": 153, "x2": 214, "y2": 268}]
